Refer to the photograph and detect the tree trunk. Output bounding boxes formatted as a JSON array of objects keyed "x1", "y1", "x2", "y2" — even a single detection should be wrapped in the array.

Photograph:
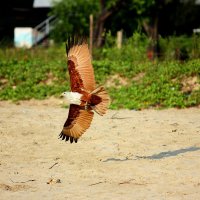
[
  {"x1": 143, "y1": 16, "x2": 159, "y2": 60},
  {"x1": 94, "y1": 0, "x2": 125, "y2": 47},
  {"x1": 94, "y1": 8, "x2": 112, "y2": 47}
]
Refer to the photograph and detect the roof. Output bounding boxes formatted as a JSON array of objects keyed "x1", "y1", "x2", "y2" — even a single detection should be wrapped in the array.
[
  {"x1": 33, "y1": 0, "x2": 58, "y2": 8},
  {"x1": 196, "y1": 0, "x2": 200, "y2": 5}
]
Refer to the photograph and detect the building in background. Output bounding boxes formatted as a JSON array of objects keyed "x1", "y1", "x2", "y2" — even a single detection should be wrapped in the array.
[{"x1": 0, "y1": 0, "x2": 56, "y2": 47}]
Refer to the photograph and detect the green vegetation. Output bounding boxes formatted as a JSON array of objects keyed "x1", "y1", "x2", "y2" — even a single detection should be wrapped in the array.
[
  {"x1": 50, "y1": 0, "x2": 99, "y2": 42},
  {"x1": 0, "y1": 35, "x2": 200, "y2": 109},
  {"x1": 50, "y1": 0, "x2": 200, "y2": 48}
]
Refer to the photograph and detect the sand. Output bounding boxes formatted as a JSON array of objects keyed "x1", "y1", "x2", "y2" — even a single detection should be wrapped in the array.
[{"x1": 0, "y1": 100, "x2": 200, "y2": 200}]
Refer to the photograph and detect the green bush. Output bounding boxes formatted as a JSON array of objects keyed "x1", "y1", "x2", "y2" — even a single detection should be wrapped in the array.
[
  {"x1": 0, "y1": 35, "x2": 199, "y2": 109},
  {"x1": 94, "y1": 32, "x2": 149, "y2": 62}
]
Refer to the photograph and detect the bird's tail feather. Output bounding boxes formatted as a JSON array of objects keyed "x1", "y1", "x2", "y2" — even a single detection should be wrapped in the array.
[{"x1": 90, "y1": 86, "x2": 110, "y2": 116}]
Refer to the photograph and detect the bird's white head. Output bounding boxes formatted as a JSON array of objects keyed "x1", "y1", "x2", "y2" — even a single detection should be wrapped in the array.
[
  {"x1": 60, "y1": 91, "x2": 71, "y2": 99},
  {"x1": 60, "y1": 91, "x2": 82, "y2": 105}
]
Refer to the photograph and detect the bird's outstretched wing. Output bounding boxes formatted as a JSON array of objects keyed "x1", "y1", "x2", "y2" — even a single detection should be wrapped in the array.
[
  {"x1": 59, "y1": 104, "x2": 94, "y2": 143},
  {"x1": 66, "y1": 37, "x2": 96, "y2": 93}
]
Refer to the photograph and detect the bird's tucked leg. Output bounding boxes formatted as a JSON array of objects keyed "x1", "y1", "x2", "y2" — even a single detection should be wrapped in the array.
[{"x1": 84, "y1": 102, "x2": 88, "y2": 110}]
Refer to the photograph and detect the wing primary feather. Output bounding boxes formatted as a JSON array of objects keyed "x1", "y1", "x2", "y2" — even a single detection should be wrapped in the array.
[
  {"x1": 65, "y1": 135, "x2": 69, "y2": 141},
  {"x1": 66, "y1": 36, "x2": 87, "y2": 55},
  {"x1": 62, "y1": 134, "x2": 65, "y2": 140},
  {"x1": 70, "y1": 137, "x2": 73, "y2": 143},
  {"x1": 59, "y1": 132, "x2": 70, "y2": 142}
]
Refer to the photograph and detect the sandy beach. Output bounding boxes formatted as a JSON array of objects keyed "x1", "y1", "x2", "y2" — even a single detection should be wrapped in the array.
[{"x1": 0, "y1": 100, "x2": 200, "y2": 200}]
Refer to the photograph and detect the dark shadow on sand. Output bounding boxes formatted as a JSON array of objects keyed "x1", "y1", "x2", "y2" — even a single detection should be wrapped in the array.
[
  {"x1": 103, "y1": 146, "x2": 200, "y2": 162},
  {"x1": 103, "y1": 157, "x2": 132, "y2": 162},
  {"x1": 136, "y1": 146, "x2": 200, "y2": 160}
]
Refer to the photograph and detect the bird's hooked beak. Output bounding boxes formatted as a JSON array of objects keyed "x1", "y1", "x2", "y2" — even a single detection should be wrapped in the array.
[{"x1": 60, "y1": 93, "x2": 65, "y2": 98}]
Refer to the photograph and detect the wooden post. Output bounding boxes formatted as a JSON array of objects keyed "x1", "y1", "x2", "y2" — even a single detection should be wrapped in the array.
[
  {"x1": 117, "y1": 30, "x2": 123, "y2": 49},
  {"x1": 89, "y1": 14, "x2": 93, "y2": 58}
]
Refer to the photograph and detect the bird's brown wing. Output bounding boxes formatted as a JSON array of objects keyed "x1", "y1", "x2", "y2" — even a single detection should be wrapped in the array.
[
  {"x1": 66, "y1": 37, "x2": 96, "y2": 93},
  {"x1": 59, "y1": 104, "x2": 94, "y2": 143}
]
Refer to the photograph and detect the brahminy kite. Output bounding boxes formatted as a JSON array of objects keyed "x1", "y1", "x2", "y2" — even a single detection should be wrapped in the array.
[{"x1": 59, "y1": 37, "x2": 110, "y2": 143}]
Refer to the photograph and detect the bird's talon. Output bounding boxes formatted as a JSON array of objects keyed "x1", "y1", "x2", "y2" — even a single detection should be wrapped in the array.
[{"x1": 85, "y1": 102, "x2": 88, "y2": 110}]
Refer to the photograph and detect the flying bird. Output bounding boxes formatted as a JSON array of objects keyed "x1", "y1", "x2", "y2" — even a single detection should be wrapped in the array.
[{"x1": 59, "y1": 37, "x2": 110, "y2": 143}]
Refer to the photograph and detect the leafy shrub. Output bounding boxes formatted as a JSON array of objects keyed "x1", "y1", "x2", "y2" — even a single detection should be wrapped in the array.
[{"x1": 0, "y1": 35, "x2": 199, "y2": 109}]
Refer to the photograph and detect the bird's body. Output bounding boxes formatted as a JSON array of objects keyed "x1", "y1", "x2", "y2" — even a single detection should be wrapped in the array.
[{"x1": 59, "y1": 37, "x2": 110, "y2": 143}]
